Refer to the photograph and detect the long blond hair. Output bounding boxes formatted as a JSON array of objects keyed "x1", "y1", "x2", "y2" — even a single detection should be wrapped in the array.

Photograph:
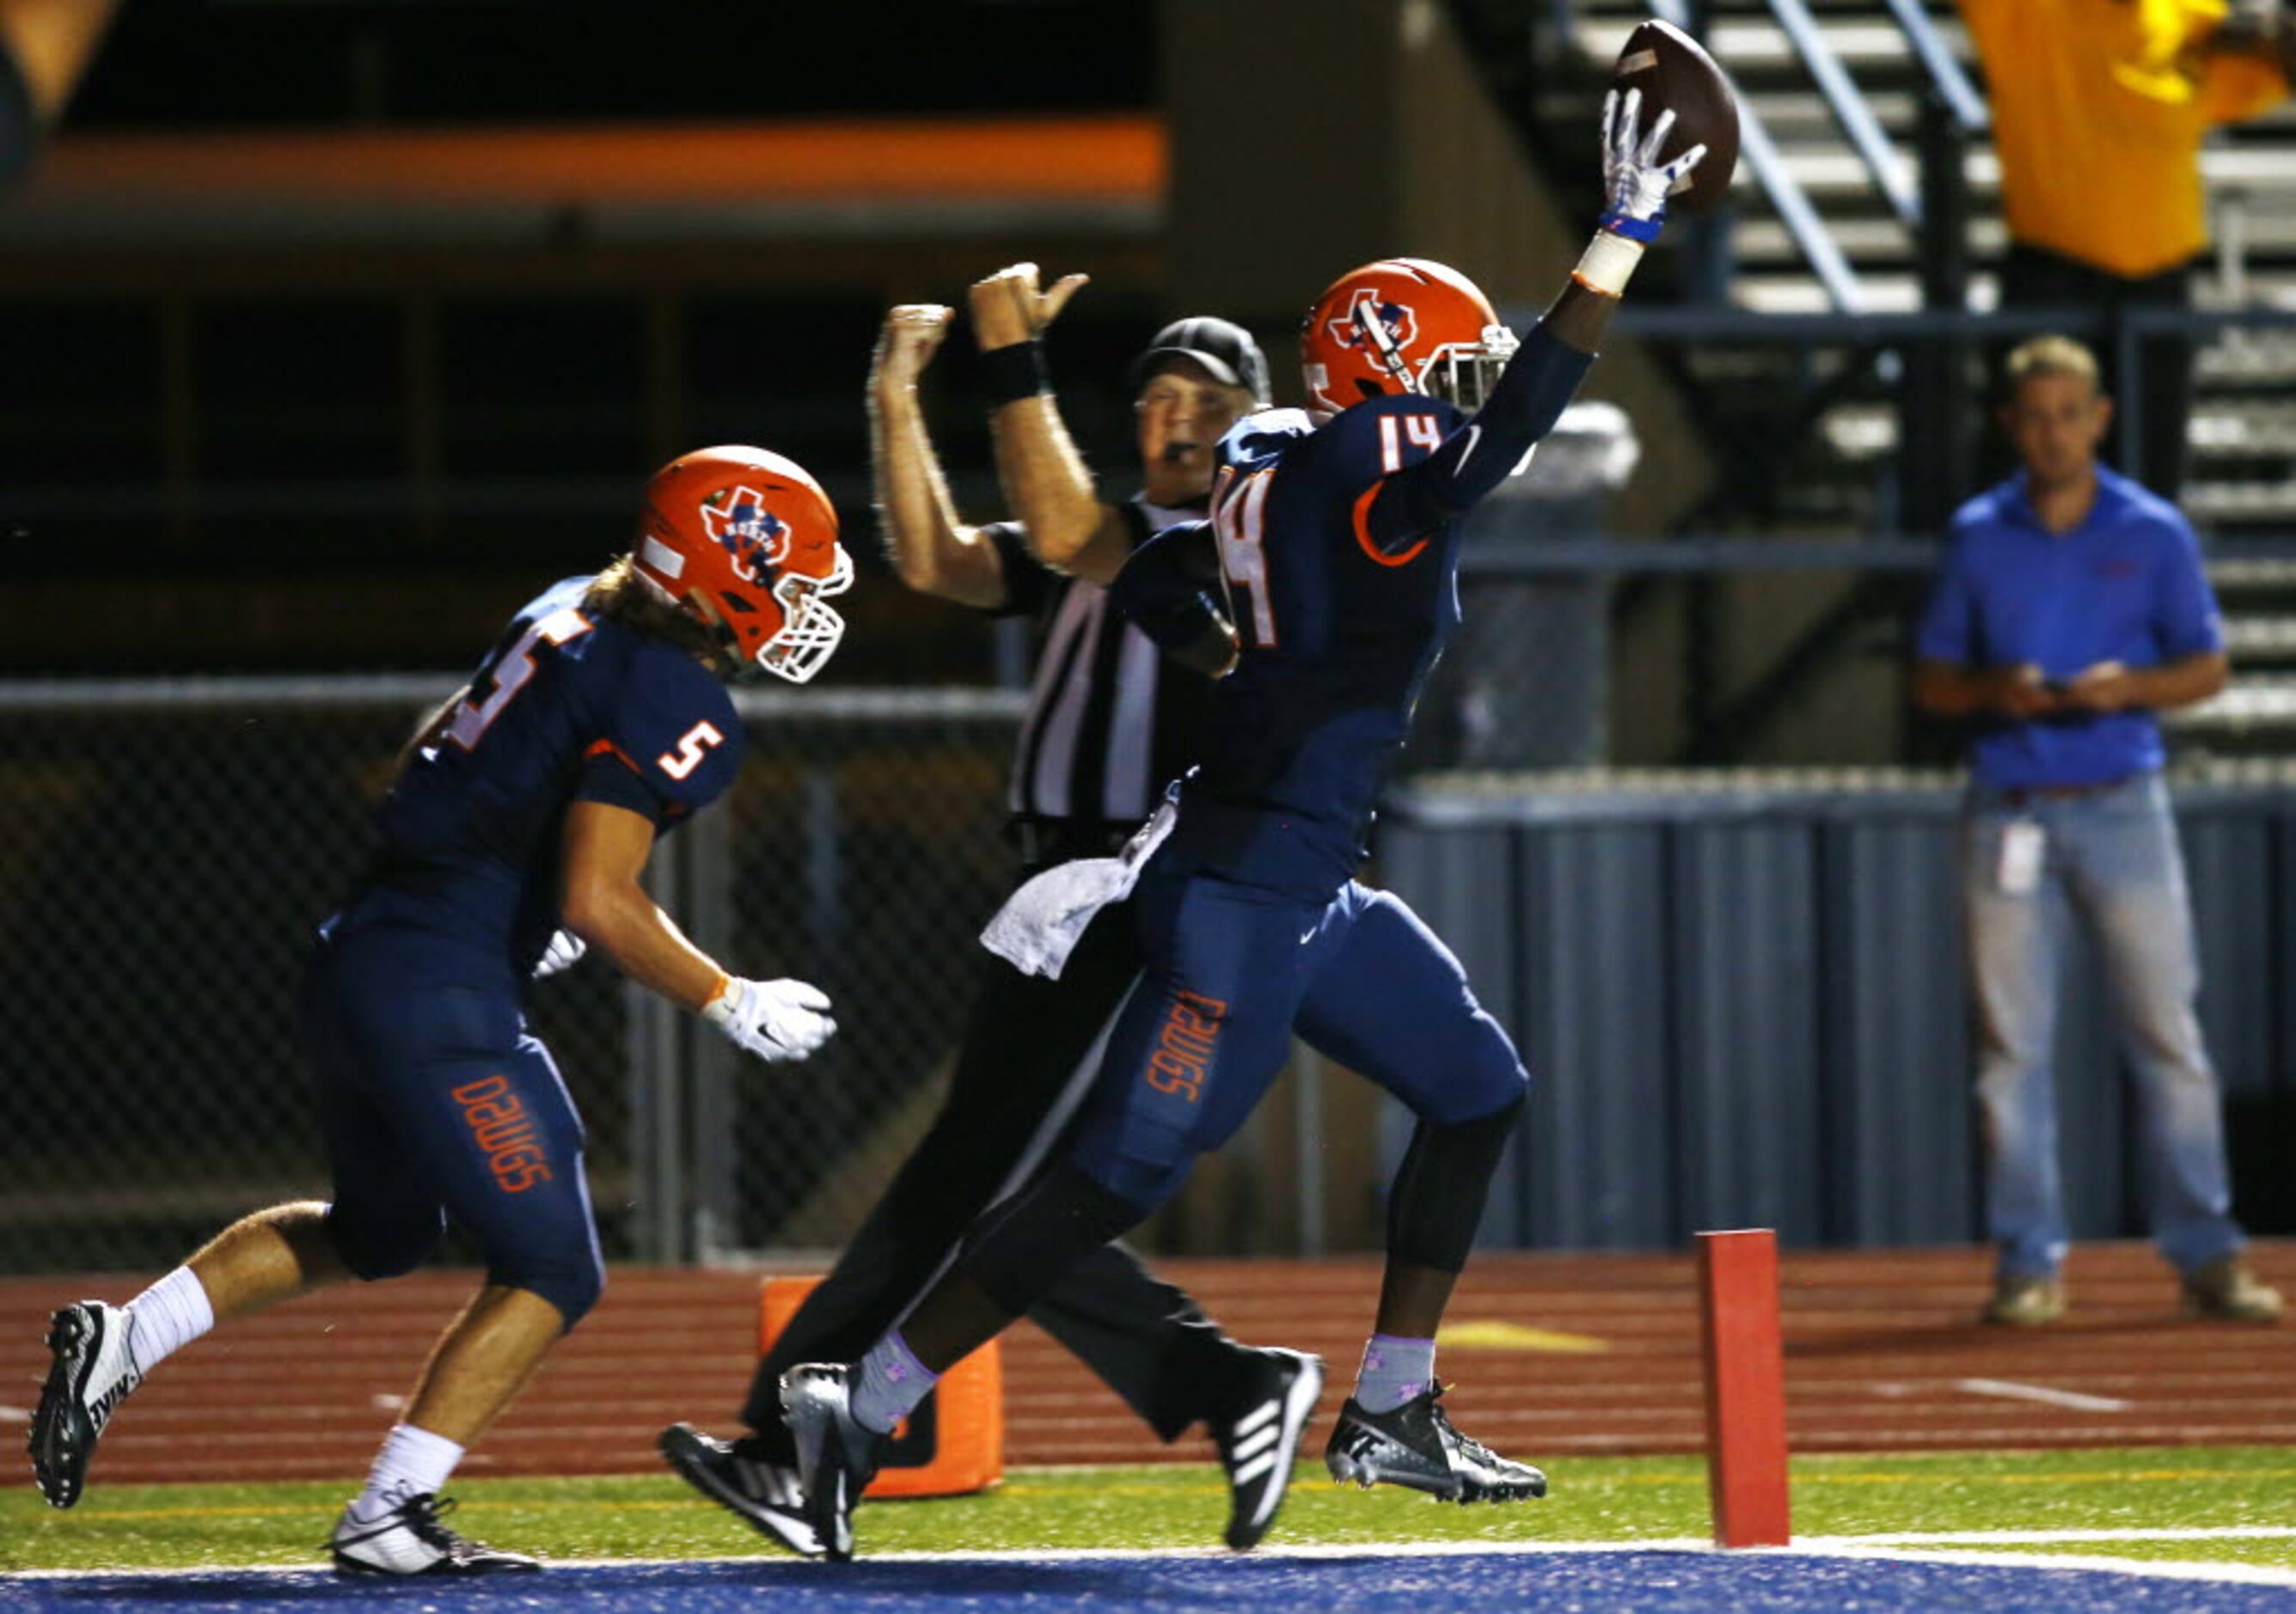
[{"x1": 585, "y1": 555, "x2": 724, "y2": 665}]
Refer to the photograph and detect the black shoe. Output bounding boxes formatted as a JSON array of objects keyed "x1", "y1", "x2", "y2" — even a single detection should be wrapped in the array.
[
  {"x1": 1324, "y1": 1384, "x2": 1546, "y2": 1503},
  {"x1": 328, "y1": 1493, "x2": 541, "y2": 1575},
  {"x1": 781, "y1": 1365, "x2": 886, "y2": 1563},
  {"x1": 1211, "y1": 1348, "x2": 1324, "y2": 1550},
  {"x1": 29, "y1": 1300, "x2": 144, "y2": 1510},
  {"x1": 658, "y1": 1421, "x2": 821, "y2": 1557}
]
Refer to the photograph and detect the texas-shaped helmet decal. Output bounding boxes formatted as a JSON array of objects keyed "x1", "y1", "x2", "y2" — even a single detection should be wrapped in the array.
[
  {"x1": 699, "y1": 486, "x2": 793, "y2": 584},
  {"x1": 1328, "y1": 290, "x2": 1417, "y2": 361}
]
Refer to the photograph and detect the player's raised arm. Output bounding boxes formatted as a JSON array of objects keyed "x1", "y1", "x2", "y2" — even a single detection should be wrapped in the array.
[
  {"x1": 871, "y1": 303, "x2": 1008, "y2": 608},
  {"x1": 1356, "y1": 46, "x2": 1731, "y2": 553},
  {"x1": 970, "y1": 261, "x2": 1140, "y2": 584}
]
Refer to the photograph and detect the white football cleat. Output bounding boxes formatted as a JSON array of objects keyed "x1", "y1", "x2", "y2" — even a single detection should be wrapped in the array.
[
  {"x1": 329, "y1": 1492, "x2": 540, "y2": 1575},
  {"x1": 28, "y1": 1299, "x2": 144, "y2": 1508}
]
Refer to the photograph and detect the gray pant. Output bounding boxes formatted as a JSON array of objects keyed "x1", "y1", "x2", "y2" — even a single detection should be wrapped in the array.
[{"x1": 1962, "y1": 774, "x2": 2245, "y2": 1281}]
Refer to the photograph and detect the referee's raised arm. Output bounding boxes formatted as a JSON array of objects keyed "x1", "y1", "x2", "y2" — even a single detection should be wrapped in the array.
[
  {"x1": 969, "y1": 261, "x2": 1129, "y2": 583},
  {"x1": 868, "y1": 303, "x2": 1008, "y2": 608}
]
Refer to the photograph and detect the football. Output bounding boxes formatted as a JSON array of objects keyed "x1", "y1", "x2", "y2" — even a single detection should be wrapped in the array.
[{"x1": 1609, "y1": 19, "x2": 1741, "y2": 215}]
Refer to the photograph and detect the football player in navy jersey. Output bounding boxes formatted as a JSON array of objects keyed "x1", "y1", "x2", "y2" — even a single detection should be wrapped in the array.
[
  {"x1": 778, "y1": 91, "x2": 1705, "y2": 1562},
  {"x1": 28, "y1": 446, "x2": 852, "y2": 1576}
]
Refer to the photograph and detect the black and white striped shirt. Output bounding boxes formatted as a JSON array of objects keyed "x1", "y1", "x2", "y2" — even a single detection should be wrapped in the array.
[{"x1": 988, "y1": 498, "x2": 1213, "y2": 848}]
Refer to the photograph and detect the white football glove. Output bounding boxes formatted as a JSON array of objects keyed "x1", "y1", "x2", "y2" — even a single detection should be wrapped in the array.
[
  {"x1": 701, "y1": 975, "x2": 836, "y2": 1063},
  {"x1": 1599, "y1": 86, "x2": 1706, "y2": 244},
  {"x1": 534, "y1": 929, "x2": 588, "y2": 977}
]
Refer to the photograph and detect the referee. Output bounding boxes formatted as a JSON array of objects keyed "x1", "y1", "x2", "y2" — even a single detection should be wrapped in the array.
[{"x1": 662, "y1": 267, "x2": 1324, "y2": 1554}]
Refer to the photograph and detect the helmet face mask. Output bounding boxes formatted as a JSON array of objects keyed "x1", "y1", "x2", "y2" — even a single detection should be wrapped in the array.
[
  {"x1": 632, "y1": 446, "x2": 851, "y2": 685},
  {"x1": 757, "y1": 545, "x2": 854, "y2": 684},
  {"x1": 1299, "y1": 258, "x2": 1513, "y2": 420},
  {"x1": 1428, "y1": 324, "x2": 1521, "y2": 413}
]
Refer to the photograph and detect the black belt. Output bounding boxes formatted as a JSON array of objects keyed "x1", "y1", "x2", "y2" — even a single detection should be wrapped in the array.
[
  {"x1": 1998, "y1": 775, "x2": 2138, "y2": 810},
  {"x1": 1008, "y1": 819, "x2": 1139, "y2": 869}
]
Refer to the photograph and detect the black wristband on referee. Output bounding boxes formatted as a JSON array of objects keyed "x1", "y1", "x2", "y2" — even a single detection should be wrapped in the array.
[{"x1": 978, "y1": 339, "x2": 1049, "y2": 408}]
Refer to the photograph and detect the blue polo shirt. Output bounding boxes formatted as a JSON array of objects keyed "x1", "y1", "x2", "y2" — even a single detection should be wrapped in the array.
[{"x1": 1915, "y1": 466, "x2": 2223, "y2": 790}]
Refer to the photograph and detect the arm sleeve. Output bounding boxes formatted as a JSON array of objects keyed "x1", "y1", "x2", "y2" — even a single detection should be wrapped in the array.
[
  {"x1": 1107, "y1": 519, "x2": 1226, "y2": 651},
  {"x1": 1913, "y1": 531, "x2": 1980, "y2": 665},
  {"x1": 2155, "y1": 517, "x2": 2226, "y2": 657},
  {"x1": 1361, "y1": 321, "x2": 1595, "y2": 554}
]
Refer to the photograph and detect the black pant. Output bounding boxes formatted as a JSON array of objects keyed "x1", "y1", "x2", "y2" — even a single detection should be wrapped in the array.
[
  {"x1": 1993, "y1": 242, "x2": 2196, "y2": 501},
  {"x1": 738, "y1": 894, "x2": 1248, "y2": 1456}
]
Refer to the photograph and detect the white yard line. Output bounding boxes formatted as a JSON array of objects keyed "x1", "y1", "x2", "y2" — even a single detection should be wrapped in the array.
[
  {"x1": 1787, "y1": 1543, "x2": 2296, "y2": 1589},
  {"x1": 1953, "y1": 1376, "x2": 2135, "y2": 1414},
  {"x1": 1797, "y1": 1527, "x2": 2296, "y2": 1546}
]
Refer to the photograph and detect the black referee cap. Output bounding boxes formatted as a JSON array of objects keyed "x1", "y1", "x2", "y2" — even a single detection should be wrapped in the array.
[{"x1": 1130, "y1": 316, "x2": 1270, "y2": 406}]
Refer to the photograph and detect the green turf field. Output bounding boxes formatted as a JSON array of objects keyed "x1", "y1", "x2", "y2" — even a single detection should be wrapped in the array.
[{"x1": 6, "y1": 1448, "x2": 2294, "y2": 1576}]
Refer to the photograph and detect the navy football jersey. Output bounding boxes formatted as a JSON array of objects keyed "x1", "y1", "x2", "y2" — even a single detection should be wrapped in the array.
[
  {"x1": 1168, "y1": 393, "x2": 1473, "y2": 896},
  {"x1": 349, "y1": 575, "x2": 743, "y2": 972}
]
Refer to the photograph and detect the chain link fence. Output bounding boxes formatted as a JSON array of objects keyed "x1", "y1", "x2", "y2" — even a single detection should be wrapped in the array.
[{"x1": 0, "y1": 677, "x2": 1023, "y2": 1275}]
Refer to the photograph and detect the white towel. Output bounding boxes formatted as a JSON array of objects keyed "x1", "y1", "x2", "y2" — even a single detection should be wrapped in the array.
[{"x1": 981, "y1": 799, "x2": 1178, "y2": 979}]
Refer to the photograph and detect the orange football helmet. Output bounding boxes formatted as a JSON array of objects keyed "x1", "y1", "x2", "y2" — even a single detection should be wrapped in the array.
[
  {"x1": 1299, "y1": 258, "x2": 1520, "y2": 420},
  {"x1": 632, "y1": 445, "x2": 853, "y2": 684}
]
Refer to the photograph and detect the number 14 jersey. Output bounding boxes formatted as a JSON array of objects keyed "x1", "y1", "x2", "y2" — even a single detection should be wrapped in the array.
[{"x1": 1169, "y1": 393, "x2": 1473, "y2": 901}]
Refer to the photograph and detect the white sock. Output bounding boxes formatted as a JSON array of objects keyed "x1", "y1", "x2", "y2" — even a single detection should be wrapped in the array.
[
  {"x1": 125, "y1": 1268, "x2": 216, "y2": 1376},
  {"x1": 350, "y1": 1423, "x2": 465, "y2": 1521}
]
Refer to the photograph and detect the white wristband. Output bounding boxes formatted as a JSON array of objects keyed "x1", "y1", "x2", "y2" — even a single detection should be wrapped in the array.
[{"x1": 1573, "y1": 232, "x2": 1646, "y2": 298}]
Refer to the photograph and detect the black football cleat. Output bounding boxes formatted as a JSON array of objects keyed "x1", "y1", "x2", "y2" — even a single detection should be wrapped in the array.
[
  {"x1": 1325, "y1": 1383, "x2": 1546, "y2": 1503},
  {"x1": 781, "y1": 1364, "x2": 887, "y2": 1564},
  {"x1": 328, "y1": 1492, "x2": 541, "y2": 1575},
  {"x1": 658, "y1": 1421, "x2": 822, "y2": 1557},
  {"x1": 1211, "y1": 1348, "x2": 1325, "y2": 1550},
  {"x1": 29, "y1": 1300, "x2": 144, "y2": 1509}
]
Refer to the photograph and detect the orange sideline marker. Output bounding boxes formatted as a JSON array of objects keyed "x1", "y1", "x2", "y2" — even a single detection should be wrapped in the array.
[{"x1": 1696, "y1": 1228, "x2": 1791, "y2": 1547}]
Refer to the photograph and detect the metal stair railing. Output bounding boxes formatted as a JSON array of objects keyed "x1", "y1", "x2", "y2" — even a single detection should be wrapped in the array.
[
  {"x1": 1766, "y1": 0, "x2": 1920, "y2": 226},
  {"x1": 1645, "y1": 0, "x2": 1868, "y2": 313},
  {"x1": 1882, "y1": 0, "x2": 1988, "y2": 136}
]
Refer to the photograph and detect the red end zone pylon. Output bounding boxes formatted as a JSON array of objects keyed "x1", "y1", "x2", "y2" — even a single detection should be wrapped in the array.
[{"x1": 1696, "y1": 1228, "x2": 1791, "y2": 1547}]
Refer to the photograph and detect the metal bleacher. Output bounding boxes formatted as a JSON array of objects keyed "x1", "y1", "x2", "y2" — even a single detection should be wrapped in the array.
[{"x1": 1489, "y1": 0, "x2": 2296, "y2": 756}]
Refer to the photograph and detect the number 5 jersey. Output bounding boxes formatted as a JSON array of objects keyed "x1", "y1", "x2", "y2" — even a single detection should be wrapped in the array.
[{"x1": 345, "y1": 575, "x2": 742, "y2": 976}]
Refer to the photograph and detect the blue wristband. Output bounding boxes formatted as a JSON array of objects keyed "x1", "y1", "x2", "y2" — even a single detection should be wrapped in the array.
[{"x1": 1597, "y1": 210, "x2": 1665, "y2": 246}]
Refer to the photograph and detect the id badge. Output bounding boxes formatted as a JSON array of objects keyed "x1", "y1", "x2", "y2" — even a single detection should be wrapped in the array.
[{"x1": 1996, "y1": 818, "x2": 2045, "y2": 896}]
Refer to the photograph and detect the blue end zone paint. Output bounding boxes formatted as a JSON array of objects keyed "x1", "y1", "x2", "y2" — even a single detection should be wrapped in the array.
[{"x1": 9, "y1": 1552, "x2": 2295, "y2": 1613}]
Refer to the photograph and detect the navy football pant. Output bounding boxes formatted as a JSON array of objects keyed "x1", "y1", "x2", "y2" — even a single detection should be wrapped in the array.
[
  {"x1": 738, "y1": 896, "x2": 1254, "y2": 1452},
  {"x1": 1068, "y1": 866, "x2": 1528, "y2": 1211},
  {"x1": 301, "y1": 926, "x2": 604, "y2": 1328}
]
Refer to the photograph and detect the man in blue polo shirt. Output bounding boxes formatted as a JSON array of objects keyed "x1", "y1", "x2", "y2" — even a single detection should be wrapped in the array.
[{"x1": 1914, "y1": 333, "x2": 2281, "y2": 1328}]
